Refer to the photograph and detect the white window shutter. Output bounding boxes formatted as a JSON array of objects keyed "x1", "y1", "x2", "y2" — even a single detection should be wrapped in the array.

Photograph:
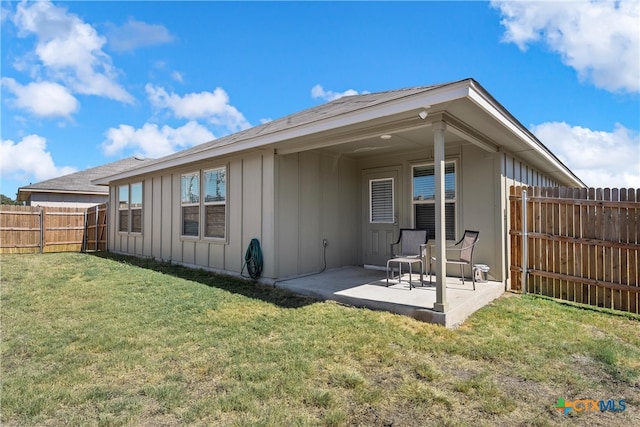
[{"x1": 370, "y1": 178, "x2": 394, "y2": 223}]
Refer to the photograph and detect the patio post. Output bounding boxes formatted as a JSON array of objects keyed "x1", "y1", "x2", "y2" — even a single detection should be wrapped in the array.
[{"x1": 432, "y1": 121, "x2": 448, "y2": 312}]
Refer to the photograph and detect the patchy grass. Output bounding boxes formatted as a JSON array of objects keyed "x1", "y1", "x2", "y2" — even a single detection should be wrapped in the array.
[{"x1": 1, "y1": 252, "x2": 639, "y2": 426}]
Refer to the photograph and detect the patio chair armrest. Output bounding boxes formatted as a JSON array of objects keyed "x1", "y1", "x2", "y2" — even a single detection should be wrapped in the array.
[{"x1": 390, "y1": 241, "x2": 400, "y2": 257}]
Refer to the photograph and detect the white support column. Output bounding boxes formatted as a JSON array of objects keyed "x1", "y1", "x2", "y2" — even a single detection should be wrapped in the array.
[{"x1": 433, "y1": 121, "x2": 448, "y2": 313}]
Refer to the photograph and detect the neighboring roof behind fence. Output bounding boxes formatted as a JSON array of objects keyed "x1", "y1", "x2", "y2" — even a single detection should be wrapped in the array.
[{"x1": 17, "y1": 156, "x2": 151, "y2": 201}]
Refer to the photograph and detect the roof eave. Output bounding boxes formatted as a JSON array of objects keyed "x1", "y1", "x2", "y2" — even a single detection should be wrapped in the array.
[
  {"x1": 17, "y1": 188, "x2": 108, "y2": 201},
  {"x1": 467, "y1": 81, "x2": 586, "y2": 188},
  {"x1": 94, "y1": 80, "x2": 474, "y2": 185}
]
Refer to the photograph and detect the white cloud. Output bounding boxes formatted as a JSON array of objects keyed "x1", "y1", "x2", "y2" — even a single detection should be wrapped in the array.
[
  {"x1": 2, "y1": 77, "x2": 79, "y2": 118},
  {"x1": 0, "y1": 134, "x2": 77, "y2": 182},
  {"x1": 145, "y1": 84, "x2": 251, "y2": 133},
  {"x1": 102, "y1": 121, "x2": 216, "y2": 158},
  {"x1": 311, "y1": 84, "x2": 365, "y2": 101},
  {"x1": 171, "y1": 71, "x2": 184, "y2": 83},
  {"x1": 11, "y1": 0, "x2": 134, "y2": 103},
  {"x1": 531, "y1": 121, "x2": 640, "y2": 188},
  {"x1": 106, "y1": 18, "x2": 174, "y2": 53},
  {"x1": 492, "y1": 0, "x2": 639, "y2": 93}
]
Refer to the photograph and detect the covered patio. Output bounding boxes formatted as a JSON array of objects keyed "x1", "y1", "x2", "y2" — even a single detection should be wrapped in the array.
[{"x1": 274, "y1": 267, "x2": 505, "y2": 328}]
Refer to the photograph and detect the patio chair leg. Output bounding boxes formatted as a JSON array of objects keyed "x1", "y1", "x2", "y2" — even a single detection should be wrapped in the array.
[{"x1": 386, "y1": 261, "x2": 391, "y2": 287}]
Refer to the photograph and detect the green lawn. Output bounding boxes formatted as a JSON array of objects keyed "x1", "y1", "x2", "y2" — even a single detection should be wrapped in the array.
[{"x1": 1, "y1": 252, "x2": 639, "y2": 426}]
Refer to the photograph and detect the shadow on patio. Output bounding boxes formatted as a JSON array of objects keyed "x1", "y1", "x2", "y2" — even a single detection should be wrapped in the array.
[{"x1": 274, "y1": 266, "x2": 505, "y2": 328}]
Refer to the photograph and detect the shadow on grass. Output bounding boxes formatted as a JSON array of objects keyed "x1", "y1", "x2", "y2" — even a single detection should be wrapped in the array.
[
  {"x1": 91, "y1": 252, "x2": 317, "y2": 309},
  {"x1": 525, "y1": 294, "x2": 640, "y2": 322}
]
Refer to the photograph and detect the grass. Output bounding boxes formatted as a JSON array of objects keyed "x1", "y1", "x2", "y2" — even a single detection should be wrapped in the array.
[{"x1": 1, "y1": 252, "x2": 639, "y2": 426}]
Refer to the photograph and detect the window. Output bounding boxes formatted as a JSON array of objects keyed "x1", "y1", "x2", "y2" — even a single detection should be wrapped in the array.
[
  {"x1": 118, "y1": 183, "x2": 143, "y2": 233},
  {"x1": 412, "y1": 162, "x2": 456, "y2": 240},
  {"x1": 181, "y1": 172, "x2": 200, "y2": 236},
  {"x1": 203, "y1": 168, "x2": 226, "y2": 238},
  {"x1": 118, "y1": 185, "x2": 129, "y2": 232},
  {"x1": 130, "y1": 183, "x2": 143, "y2": 233},
  {"x1": 370, "y1": 178, "x2": 394, "y2": 223},
  {"x1": 180, "y1": 167, "x2": 228, "y2": 239}
]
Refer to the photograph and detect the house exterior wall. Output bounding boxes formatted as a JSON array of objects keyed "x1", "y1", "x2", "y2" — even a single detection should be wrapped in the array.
[
  {"x1": 108, "y1": 150, "x2": 277, "y2": 278},
  {"x1": 354, "y1": 142, "x2": 563, "y2": 283},
  {"x1": 499, "y1": 151, "x2": 562, "y2": 288},
  {"x1": 356, "y1": 144, "x2": 501, "y2": 276},
  {"x1": 458, "y1": 145, "x2": 502, "y2": 279},
  {"x1": 275, "y1": 151, "x2": 358, "y2": 278},
  {"x1": 106, "y1": 141, "x2": 566, "y2": 285},
  {"x1": 27, "y1": 192, "x2": 107, "y2": 208}
]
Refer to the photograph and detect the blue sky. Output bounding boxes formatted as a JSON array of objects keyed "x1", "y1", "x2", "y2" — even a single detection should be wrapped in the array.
[{"x1": 1, "y1": 0, "x2": 639, "y2": 199}]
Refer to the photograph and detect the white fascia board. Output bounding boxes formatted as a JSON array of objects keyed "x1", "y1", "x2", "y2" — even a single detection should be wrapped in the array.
[
  {"x1": 467, "y1": 85, "x2": 584, "y2": 187},
  {"x1": 94, "y1": 83, "x2": 473, "y2": 185},
  {"x1": 18, "y1": 188, "x2": 106, "y2": 195}
]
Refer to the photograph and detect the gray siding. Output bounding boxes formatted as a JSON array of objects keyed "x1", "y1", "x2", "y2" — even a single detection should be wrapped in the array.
[
  {"x1": 107, "y1": 142, "x2": 565, "y2": 285},
  {"x1": 109, "y1": 150, "x2": 277, "y2": 278},
  {"x1": 355, "y1": 143, "x2": 561, "y2": 282},
  {"x1": 275, "y1": 151, "x2": 358, "y2": 278},
  {"x1": 459, "y1": 145, "x2": 502, "y2": 280}
]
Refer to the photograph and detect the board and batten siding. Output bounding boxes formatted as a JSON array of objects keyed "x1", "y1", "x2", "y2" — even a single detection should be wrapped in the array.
[
  {"x1": 500, "y1": 150, "x2": 563, "y2": 289},
  {"x1": 108, "y1": 150, "x2": 277, "y2": 278},
  {"x1": 275, "y1": 151, "x2": 358, "y2": 278},
  {"x1": 357, "y1": 144, "x2": 504, "y2": 280},
  {"x1": 458, "y1": 144, "x2": 503, "y2": 280}
]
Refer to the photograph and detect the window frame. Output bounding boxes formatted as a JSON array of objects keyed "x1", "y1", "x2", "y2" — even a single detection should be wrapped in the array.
[
  {"x1": 179, "y1": 166, "x2": 229, "y2": 241},
  {"x1": 129, "y1": 182, "x2": 143, "y2": 234},
  {"x1": 117, "y1": 183, "x2": 144, "y2": 234},
  {"x1": 203, "y1": 167, "x2": 227, "y2": 240},
  {"x1": 181, "y1": 171, "x2": 201, "y2": 238},
  {"x1": 118, "y1": 185, "x2": 129, "y2": 233},
  {"x1": 411, "y1": 160, "x2": 458, "y2": 241}
]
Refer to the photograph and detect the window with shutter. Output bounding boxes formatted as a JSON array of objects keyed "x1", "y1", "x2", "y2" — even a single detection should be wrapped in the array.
[
  {"x1": 370, "y1": 178, "x2": 394, "y2": 223},
  {"x1": 412, "y1": 162, "x2": 456, "y2": 240}
]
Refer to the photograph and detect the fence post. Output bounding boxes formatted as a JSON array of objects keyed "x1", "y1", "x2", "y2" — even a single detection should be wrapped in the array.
[{"x1": 521, "y1": 189, "x2": 528, "y2": 294}]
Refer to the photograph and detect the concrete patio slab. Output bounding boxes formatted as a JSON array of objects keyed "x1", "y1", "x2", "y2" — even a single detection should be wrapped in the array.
[{"x1": 274, "y1": 267, "x2": 505, "y2": 328}]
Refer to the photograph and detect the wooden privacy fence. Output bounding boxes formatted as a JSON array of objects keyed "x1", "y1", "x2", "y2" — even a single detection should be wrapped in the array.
[
  {"x1": 0, "y1": 203, "x2": 108, "y2": 254},
  {"x1": 509, "y1": 186, "x2": 639, "y2": 314},
  {"x1": 85, "y1": 203, "x2": 108, "y2": 252}
]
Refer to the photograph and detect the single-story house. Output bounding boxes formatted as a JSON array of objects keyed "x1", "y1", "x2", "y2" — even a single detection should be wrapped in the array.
[
  {"x1": 94, "y1": 78, "x2": 585, "y2": 311},
  {"x1": 18, "y1": 157, "x2": 150, "y2": 208}
]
